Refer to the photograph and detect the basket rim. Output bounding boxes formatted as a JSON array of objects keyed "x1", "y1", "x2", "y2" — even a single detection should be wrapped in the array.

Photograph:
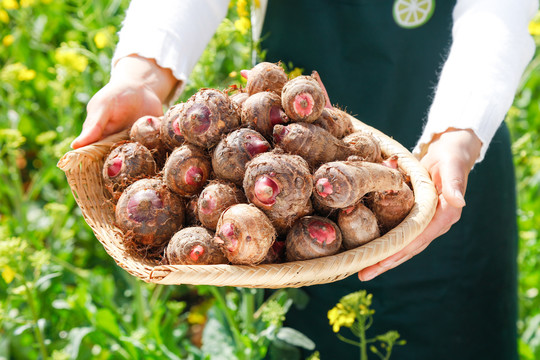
[{"x1": 58, "y1": 113, "x2": 437, "y2": 288}]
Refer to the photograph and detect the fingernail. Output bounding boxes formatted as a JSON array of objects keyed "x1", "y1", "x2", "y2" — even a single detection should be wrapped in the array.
[
  {"x1": 454, "y1": 189, "x2": 466, "y2": 207},
  {"x1": 360, "y1": 269, "x2": 380, "y2": 282}
]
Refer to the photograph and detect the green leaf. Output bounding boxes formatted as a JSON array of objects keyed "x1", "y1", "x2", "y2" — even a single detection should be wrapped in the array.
[
  {"x1": 95, "y1": 308, "x2": 121, "y2": 338},
  {"x1": 201, "y1": 309, "x2": 236, "y2": 360},
  {"x1": 275, "y1": 327, "x2": 315, "y2": 350},
  {"x1": 268, "y1": 339, "x2": 301, "y2": 360},
  {"x1": 285, "y1": 288, "x2": 310, "y2": 310},
  {"x1": 65, "y1": 327, "x2": 94, "y2": 360}
]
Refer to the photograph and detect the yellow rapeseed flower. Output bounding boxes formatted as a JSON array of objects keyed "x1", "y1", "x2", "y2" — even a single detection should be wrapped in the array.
[
  {"x1": 236, "y1": 0, "x2": 248, "y2": 18},
  {"x1": 529, "y1": 20, "x2": 540, "y2": 36},
  {"x1": 328, "y1": 303, "x2": 356, "y2": 333},
  {"x1": 229, "y1": 70, "x2": 238, "y2": 78},
  {"x1": 1, "y1": 265, "x2": 15, "y2": 284},
  {"x1": 2, "y1": 34, "x2": 14, "y2": 47},
  {"x1": 18, "y1": 68, "x2": 35, "y2": 81},
  {"x1": 254, "y1": 0, "x2": 260, "y2": 8},
  {"x1": 289, "y1": 67, "x2": 303, "y2": 79},
  {"x1": 234, "y1": 16, "x2": 251, "y2": 35},
  {"x1": 20, "y1": 0, "x2": 35, "y2": 7},
  {"x1": 2, "y1": 0, "x2": 19, "y2": 10},
  {"x1": 0, "y1": 9, "x2": 9, "y2": 23},
  {"x1": 55, "y1": 45, "x2": 88, "y2": 72},
  {"x1": 41, "y1": 0, "x2": 52, "y2": 4},
  {"x1": 94, "y1": 30, "x2": 110, "y2": 49}
]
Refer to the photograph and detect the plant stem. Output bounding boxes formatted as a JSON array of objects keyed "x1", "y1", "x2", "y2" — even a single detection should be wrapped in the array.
[
  {"x1": 336, "y1": 333, "x2": 362, "y2": 347},
  {"x1": 358, "y1": 312, "x2": 368, "y2": 360},
  {"x1": 208, "y1": 286, "x2": 245, "y2": 359},
  {"x1": 132, "y1": 277, "x2": 146, "y2": 328},
  {"x1": 24, "y1": 283, "x2": 48, "y2": 360},
  {"x1": 243, "y1": 288, "x2": 255, "y2": 334}
]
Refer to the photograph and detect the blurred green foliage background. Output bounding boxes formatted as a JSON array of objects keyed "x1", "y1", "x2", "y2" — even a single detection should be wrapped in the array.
[{"x1": 1, "y1": 0, "x2": 540, "y2": 359}]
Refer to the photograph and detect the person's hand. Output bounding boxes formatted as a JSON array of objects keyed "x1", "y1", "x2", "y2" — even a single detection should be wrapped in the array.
[
  {"x1": 71, "y1": 56, "x2": 177, "y2": 149},
  {"x1": 358, "y1": 128, "x2": 483, "y2": 281}
]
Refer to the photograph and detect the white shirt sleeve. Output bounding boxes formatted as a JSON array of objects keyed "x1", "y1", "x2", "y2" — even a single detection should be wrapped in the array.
[
  {"x1": 111, "y1": 0, "x2": 230, "y2": 104},
  {"x1": 413, "y1": 0, "x2": 538, "y2": 161}
]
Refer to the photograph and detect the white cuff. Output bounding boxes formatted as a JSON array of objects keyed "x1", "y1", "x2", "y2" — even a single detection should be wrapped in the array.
[{"x1": 414, "y1": 0, "x2": 538, "y2": 162}]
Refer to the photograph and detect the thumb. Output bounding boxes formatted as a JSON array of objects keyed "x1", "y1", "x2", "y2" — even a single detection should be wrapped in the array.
[
  {"x1": 71, "y1": 106, "x2": 108, "y2": 149},
  {"x1": 439, "y1": 160, "x2": 468, "y2": 208}
]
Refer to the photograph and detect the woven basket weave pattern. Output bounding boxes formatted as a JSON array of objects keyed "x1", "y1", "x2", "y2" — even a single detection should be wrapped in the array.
[{"x1": 58, "y1": 114, "x2": 437, "y2": 288}]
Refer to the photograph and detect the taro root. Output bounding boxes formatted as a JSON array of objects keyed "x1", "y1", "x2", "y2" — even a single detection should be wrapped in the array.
[
  {"x1": 261, "y1": 239, "x2": 286, "y2": 264},
  {"x1": 313, "y1": 160, "x2": 404, "y2": 209},
  {"x1": 241, "y1": 91, "x2": 288, "y2": 139},
  {"x1": 230, "y1": 91, "x2": 249, "y2": 108},
  {"x1": 367, "y1": 182, "x2": 415, "y2": 233},
  {"x1": 166, "y1": 227, "x2": 227, "y2": 265},
  {"x1": 243, "y1": 151, "x2": 313, "y2": 235},
  {"x1": 115, "y1": 178, "x2": 185, "y2": 255},
  {"x1": 212, "y1": 128, "x2": 271, "y2": 185},
  {"x1": 178, "y1": 89, "x2": 240, "y2": 148},
  {"x1": 214, "y1": 204, "x2": 276, "y2": 265},
  {"x1": 161, "y1": 104, "x2": 186, "y2": 151},
  {"x1": 102, "y1": 141, "x2": 156, "y2": 201},
  {"x1": 163, "y1": 144, "x2": 212, "y2": 197},
  {"x1": 338, "y1": 203, "x2": 380, "y2": 249},
  {"x1": 246, "y1": 62, "x2": 288, "y2": 96},
  {"x1": 197, "y1": 181, "x2": 246, "y2": 230},
  {"x1": 286, "y1": 216, "x2": 342, "y2": 261},
  {"x1": 130, "y1": 115, "x2": 164, "y2": 152},
  {"x1": 273, "y1": 122, "x2": 354, "y2": 168},
  {"x1": 313, "y1": 108, "x2": 353, "y2": 139},
  {"x1": 281, "y1": 75, "x2": 325, "y2": 123},
  {"x1": 185, "y1": 195, "x2": 200, "y2": 226},
  {"x1": 342, "y1": 131, "x2": 383, "y2": 163}
]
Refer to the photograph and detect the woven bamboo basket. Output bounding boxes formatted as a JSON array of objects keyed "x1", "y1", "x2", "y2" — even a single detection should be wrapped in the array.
[{"x1": 57, "y1": 112, "x2": 437, "y2": 288}]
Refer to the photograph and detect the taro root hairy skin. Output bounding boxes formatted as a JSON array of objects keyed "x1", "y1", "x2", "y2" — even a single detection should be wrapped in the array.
[
  {"x1": 285, "y1": 216, "x2": 342, "y2": 261},
  {"x1": 313, "y1": 160, "x2": 405, "y2": 209},
  {"x1": 178, "y1": 89, "x2": 240, "y2": 148},
  {"x1": 130, "y1": 115, "x2": 164, "y2": 152},
  {"x1": 102, "y1": 141, "x2": 157, "y2": 201},
  {"x1": 197, "y1": 181, "x2": 247, "y2": 230},
  {"x1": 214, "y1": 204, "x2": 276, "y2": 265},
  {"x1": 273, "y1": 122, "x2": 354, "y2": 168},
  {"x1": 161, "y1": 104, "x2": 186, "y2": 151},
  {"x1": 241, "y1": 91, "x2": 288, "y2": 139},
  {"x1": 185, "y1": 195, "x2": 200, "y2": 226},
  {"x1": 243, "y1": 151, "x2": 313, "y2": 235},
  {"x1": 338, "y1": 203, "x2": 380, "y2": 249},
  {"x1": 367, "y1": 182, "x2": 415, "y2": 233},
  {"x1": 342, "y1": 131, "x2": 383, "y2": 163},
  {"x1": 281, "y1": 75, "x2": 325, "y2": 123},
  {"x1": 166, "y1": 227, "x2": 227, "y2": 265},
  {"x1": 246, "y1": 62, "x2": 288, "y2": 96},
  {"x1": 212, "y1": 128, "x2": 271, "y2": 185},
  {"x1": 313, "y1": 108, "x2": 353, "y2": 139},
  {"x1": 163, "y1": 144, "x2": 212, "y2": 197},
  {"x1": 115, "y1": 178, "x2": 185, "y2": 252},
  {"x1": 230, "y1": 91, "x2": 249, "y2": 108}
]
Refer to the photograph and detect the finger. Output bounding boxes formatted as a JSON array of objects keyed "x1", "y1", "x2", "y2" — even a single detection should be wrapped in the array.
[
  {"x1": 358, "y1": 194, "x2": 462, "y2": 281},
  {"x1": 240, "y1": 70, "x2": 250, "y2": 80},
  {"x1": 71, "y1": 104, "x2": 109, "y2": 149},
  {"x1": 439, "y1": 159, "x2": 467, "y2": 208}
]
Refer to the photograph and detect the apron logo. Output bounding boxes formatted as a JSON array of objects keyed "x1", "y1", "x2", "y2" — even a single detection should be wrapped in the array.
[{"x1": 393, "y1": 0, "x2": 435, "y2": 29}]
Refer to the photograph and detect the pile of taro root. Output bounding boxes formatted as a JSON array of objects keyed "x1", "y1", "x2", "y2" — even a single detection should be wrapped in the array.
[{"x1": 102, "y1": 62, "x2": 414, "y2": 266}]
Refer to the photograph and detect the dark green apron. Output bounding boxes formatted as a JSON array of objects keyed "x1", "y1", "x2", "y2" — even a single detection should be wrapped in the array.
[{"x1": 262, "y1": 1, "x2": 518, "y2": 359}]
